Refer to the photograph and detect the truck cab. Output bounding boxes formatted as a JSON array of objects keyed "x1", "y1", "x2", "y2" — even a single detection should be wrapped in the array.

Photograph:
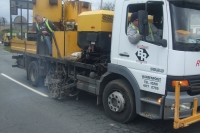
[{"x1": 109, "y1": 0, "x2": 200, "y2": 121}]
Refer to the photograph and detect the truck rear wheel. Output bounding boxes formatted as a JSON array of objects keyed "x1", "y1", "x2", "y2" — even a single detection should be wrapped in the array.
[
  {"x1": 103, "y1": 79, "x2": 136, "y2": 123},
  {"x1": 28, "y1": 61, "x2": 40, "y2": 87}
]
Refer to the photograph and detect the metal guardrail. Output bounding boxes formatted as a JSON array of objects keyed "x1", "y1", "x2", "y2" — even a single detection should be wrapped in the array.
[{"x1": 174, "y1": 81, "x2": 200, "y2": 129}]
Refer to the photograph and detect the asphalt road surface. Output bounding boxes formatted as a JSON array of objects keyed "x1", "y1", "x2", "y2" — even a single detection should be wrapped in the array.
[{"x1": 0, "y1": 44, "x2": 200, "y2": 133}]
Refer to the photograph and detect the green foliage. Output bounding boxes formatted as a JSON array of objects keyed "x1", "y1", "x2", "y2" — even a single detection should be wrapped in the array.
[
  {"x1": 101, "y1": 2, "x2": 115, "y2": 11},
  {"x1": 96, "y1": 2, "x2": 115, "y2": 11}
]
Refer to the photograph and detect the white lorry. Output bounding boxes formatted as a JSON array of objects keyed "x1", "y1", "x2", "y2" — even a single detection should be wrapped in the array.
[{"x1": 11, "y1": 0, "x2": 200, "y2": 129}]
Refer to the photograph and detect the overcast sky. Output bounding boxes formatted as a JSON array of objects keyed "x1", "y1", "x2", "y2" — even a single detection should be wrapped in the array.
[{"x1": 0, "y1": 0, "x2": 115, "y2": 23}]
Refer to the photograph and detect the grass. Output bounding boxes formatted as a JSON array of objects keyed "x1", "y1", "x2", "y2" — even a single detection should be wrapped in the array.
[{"x1": 3, "y1": 46, "x2": 11, "y2": 52}]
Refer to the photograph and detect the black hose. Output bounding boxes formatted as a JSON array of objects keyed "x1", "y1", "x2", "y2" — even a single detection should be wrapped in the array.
[{"x1": 52, "y1": 33, "x2": 62, "y2": 59}]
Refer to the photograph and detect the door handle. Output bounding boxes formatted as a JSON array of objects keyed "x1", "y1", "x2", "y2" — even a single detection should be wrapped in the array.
[{"x1": 119, "y1": 53, "x2": 129, "y2": 57}]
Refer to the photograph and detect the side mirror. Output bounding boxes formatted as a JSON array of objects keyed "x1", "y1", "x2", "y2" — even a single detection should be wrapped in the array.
[
  {"x1": 138, "y1": 10, "x2": 149, "y2": 36},
  {"x1": 154, "y1": 39, "x2": 167, "y2": 47},
  {"x1": 160, "y1": 39, "x2": 167, "y2": 47}
]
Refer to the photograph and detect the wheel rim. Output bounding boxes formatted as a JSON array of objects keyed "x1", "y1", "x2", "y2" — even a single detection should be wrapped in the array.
[
  {"x1": 30, "y1": 66, "x2": 36, "y2": 82},
  {"x1": 108, "y1": 91, "x2": 125, "y2": 112}
]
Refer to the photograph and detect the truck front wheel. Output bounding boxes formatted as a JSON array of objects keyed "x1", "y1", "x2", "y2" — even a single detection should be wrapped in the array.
[
  {"x1": 28, "y1": 61, "x2": 40, "y2": 87},
  {"x1": 103, "y1": 79, "x2": 136, "y2": 123}
]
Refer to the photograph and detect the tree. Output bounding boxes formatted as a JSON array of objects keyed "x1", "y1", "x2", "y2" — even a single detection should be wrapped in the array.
[
  {"x1": 0, "y1": 17, "x2": 9, "y2": 40},
  {"x1": 0, "y1": 17, "x2": 8, "y2": 26},
  {"x1": 98, "y1": 2, "x2": 115, "y2": 11}
]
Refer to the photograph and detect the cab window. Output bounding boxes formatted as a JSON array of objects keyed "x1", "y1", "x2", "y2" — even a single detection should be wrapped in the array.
[{"x1": 126, "y1": 3, "x2": 164, "y2": 44}]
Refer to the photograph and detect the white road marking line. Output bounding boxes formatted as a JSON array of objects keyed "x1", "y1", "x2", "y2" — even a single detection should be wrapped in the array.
[
  {"x1": 2, "y1": 49, "x2": 10, "y2": 53},
  {"x1": 1, "y1": 73, "x2": 48, "y2": 97}
]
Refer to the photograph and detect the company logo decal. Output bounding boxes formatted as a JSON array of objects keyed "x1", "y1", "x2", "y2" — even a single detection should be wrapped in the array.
[{"x1": 136, "y1": 47, "x2": 149, "y2": 64}]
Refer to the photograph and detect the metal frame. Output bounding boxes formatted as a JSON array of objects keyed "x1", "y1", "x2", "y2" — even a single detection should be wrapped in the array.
[
  {"x1": 174, "y1": 81, "x2": 200, "y2": 129},
  {"x1": 10, "y1": 0, "x2": 33, "y2": 39},
  {"x1": 12, "y1": 53, "x2": 96, "y2": 71}
]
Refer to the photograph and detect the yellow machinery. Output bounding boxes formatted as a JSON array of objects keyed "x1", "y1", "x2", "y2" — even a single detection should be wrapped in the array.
[
  {"x1": 32, "y1": 0, "x2": 62, "y2": 24},
  {"x1": 3, "y1": 33, "x2": 17, "y2": 46},
  {"x1": 77, "y1": 10, "x2": 113, "y2": 55},
  {"x1": 78, "y1": 10, "x2": 114, "y2": 32},
  {"x1": 10, "y1": 0, "x2": 91, "y2": 58},
  {"x1": 11, "y1": 0, "x2": 62, "y2": 54},
  {"x1": 52, "y1": 1, "x2": 91, "y2": 58}
]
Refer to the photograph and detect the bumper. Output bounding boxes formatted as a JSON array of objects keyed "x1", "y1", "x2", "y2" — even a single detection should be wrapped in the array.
[
  {"x1": 165, "y1": 81, "x2": 200, "y2": 129},
  {"x1": 164, "y1": 91, "x2": 198, "y2": 119}
]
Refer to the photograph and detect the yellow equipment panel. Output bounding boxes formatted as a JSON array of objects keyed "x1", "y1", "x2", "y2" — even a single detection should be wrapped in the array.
[
  {"x1": 78, "y1": 10, "x2": 114, "y2": 32},
  {"x1": 52, "y1": 31, "x2": 81, "y2": 59},
  {"x1": 33, "y1": 0, "x2": 62, "y2": 23},
  {"x1": 65, "y1": 31, "x2": 80, "y2": 56},
  {"x1": 11, "y1": 39, "x2": 25, "y2": 52},
  {"x1": 64, "y1": 1, "x2": 91, "y2": 22},
  {"x1": 11, "y1": 38, "x2": 37, "y2": 54},
  {"x1": 26, "y1": 41, "x2": 37, "y2": 54}
]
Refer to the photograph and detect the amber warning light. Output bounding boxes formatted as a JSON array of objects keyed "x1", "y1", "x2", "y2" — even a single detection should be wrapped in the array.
[
  {"x1": 172, "y1": 80, "x2": 189, "y2": 87},
  {"x1": 158, "y1": 98, "x2": 162, "y2": 104}
]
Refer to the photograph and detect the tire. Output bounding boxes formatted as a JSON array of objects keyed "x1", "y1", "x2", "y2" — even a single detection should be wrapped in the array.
[
  {"x1": 4, "y1": 42, "x2": 9, "y2": 46},
  {"x1": 103, "y1": 79, "x2": 137, "y2": 123},
  {"x1": 28, "y1": 61, "x2": 40, "y2": 87}
]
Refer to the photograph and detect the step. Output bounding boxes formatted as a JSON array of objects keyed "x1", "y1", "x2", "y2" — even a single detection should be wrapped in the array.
[
  {"x1": 140, "y1": 97, "x2": 161, "y2": 106},
  {"x1": 140, "y1": 112, "x2": 160, "y2": 119}
]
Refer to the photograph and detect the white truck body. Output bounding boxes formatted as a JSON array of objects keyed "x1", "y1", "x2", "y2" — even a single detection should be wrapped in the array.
[{"x1": 109, "y1": 0, "x2": 200, "y2": 120}]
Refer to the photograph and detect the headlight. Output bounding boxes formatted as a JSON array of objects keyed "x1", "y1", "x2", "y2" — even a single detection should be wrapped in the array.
[{"x1": 171, "y1": 103, "x2": 192, "y2": 111}]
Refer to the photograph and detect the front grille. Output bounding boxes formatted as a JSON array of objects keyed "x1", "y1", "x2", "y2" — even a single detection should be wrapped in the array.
[
  {"x1": 166, "y1": 75, "x2": 200, "y2": 92},
  {"x1": 188, "y1": 78, "x2": 200, "y2": 95},
  {"x1": 189, "y1": 79, "x2": 200, "y2": 86}
]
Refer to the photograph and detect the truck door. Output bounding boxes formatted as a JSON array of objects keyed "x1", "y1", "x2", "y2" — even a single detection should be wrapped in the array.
[{"x1": 117, "y1": 1, "x2": 169, "y2": 95}]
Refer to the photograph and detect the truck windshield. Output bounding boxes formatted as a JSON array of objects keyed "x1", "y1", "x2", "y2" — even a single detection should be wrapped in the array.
[{"x1": 170, "y1": 1, "x2": 200, "y2": 51}]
